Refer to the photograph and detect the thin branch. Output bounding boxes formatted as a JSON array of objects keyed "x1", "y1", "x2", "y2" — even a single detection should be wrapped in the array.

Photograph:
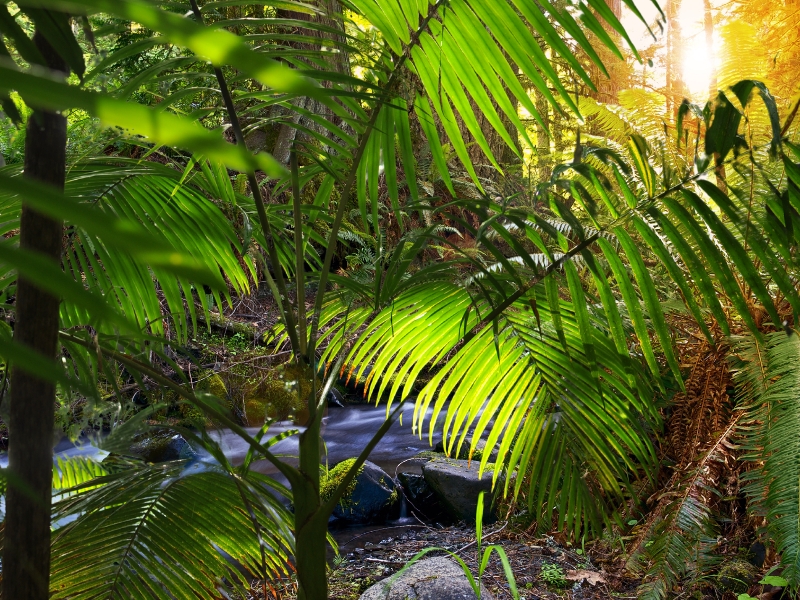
[
  {"x1": 454, "y1": 522, "x2": 507, "y2": 555},
  {"x1": 188, "y1": 0, "x2": 301, "y2": 357}
]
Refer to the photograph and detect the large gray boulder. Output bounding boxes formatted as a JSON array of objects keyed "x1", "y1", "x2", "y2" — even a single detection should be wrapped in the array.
[
  {"x1": 328, "y1": 460, "x2": 397, "y2": 524},
  {"x1": 359, "y1": 556, "x2": 495, "y2": 600},
  {"x1": 422, "y1": 458, "x2": 496, "y2": 523}
]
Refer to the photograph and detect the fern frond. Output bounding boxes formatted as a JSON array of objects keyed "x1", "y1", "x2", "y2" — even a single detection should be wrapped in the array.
[
  {"x1": 630, "y1": 419, "x2": 736, "y2": 599},
  {"x1": 736, "y1": 329, "x2": 800, "y2": 586}
]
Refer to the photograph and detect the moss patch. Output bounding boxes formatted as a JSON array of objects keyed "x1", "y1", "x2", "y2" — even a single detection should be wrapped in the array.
[
  {"x1": 716, "y1": 558, "x2": 757, "y2": 594},
  {"x1": 239, "y1": 362, "x2": 318, "y2": 425},
  {"x1": 179, "y1": 371, "x2": 229, "y2": 427},
  {"x1": 321, "y1": 458, "x2": 363, "y2": 507}
]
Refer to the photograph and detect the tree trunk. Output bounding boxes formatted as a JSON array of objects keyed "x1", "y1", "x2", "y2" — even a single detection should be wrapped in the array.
[
  {"x1": 3, "y1": 30, "x2": 68, "y2": 600},
  {"x1": 665, "y1": 0, "x2": 685, "y2": 120},
  {"x1": 271, "y1": 0, "x2": 350, "y2": 163},
  {"x1": 294, "y1": 414, "x2": 327, "y2": 600},
  {"x1": 703, "y1": 0, "x2": 727, "y2": 192},
  {"x1": 586, "y1": 0, "x2": 626, "y2": 106},
  {"x1": 703, "y1": 0, "x2": 718, "y2": 99},
  {"x1": 535, "y1": 90, "x2": 551, "y2": 182},
  {"x1": 290, "y1": 358, "x2": 345, "y2": 600}
]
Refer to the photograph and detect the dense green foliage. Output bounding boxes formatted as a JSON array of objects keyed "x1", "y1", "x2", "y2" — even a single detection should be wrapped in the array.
[{"x1": 1, "y1": 0, "x2": 800, "y2": 598}]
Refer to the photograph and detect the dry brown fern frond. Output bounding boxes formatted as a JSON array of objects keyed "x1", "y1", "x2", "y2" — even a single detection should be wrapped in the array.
[
  {"x1": 665, "y1": 342, "x2": 733, "y2": 466},
  {"x1": 623, "y1": 342, "x2": 745, "y2": 598}
]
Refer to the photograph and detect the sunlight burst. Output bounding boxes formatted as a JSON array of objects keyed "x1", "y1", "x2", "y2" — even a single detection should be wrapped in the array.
[
  {"x1": 682, "y1": 34, "x2": 713, "y2": 99},
  {"x1": 680, "y1": 2, "x2": 714, "y2": 100}
]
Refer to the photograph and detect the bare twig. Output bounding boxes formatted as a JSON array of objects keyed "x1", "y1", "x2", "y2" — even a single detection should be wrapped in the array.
[{"x1": 454, "y1": 522, "x2": 508, "y2": 555}]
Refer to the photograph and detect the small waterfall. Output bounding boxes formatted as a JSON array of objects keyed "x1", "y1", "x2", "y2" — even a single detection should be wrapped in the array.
[
  {"x1": 392, "y1": 480, "x2": 416, "y2": 525},
  {"x1": 398, "y1": 489, "x2": 408, "y2": 521}
]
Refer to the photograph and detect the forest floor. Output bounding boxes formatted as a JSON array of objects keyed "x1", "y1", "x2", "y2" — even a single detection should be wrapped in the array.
[{"x1": 246, "y1": 524, "x2": 642, "y2": 600}]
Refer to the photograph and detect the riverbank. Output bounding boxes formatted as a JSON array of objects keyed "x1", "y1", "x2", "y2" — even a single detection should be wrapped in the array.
[{"x1": 246, "y1": 524, "x2": 639, "y2": 600}]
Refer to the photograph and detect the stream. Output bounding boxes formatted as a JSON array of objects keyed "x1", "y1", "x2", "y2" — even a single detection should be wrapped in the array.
[
  {"x1": 207, "y1": 402, "x2": 443, "y2": 480},
  {"x1": 1, "y1": 401, "x2": 444, "y2": 475},
  {"x1": 2, "y1": 402, "x2": 445, "y2": 548}
]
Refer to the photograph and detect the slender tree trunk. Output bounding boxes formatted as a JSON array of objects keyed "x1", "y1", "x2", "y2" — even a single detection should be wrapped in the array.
[
  {"x1": 594, "y1": 0, "x2": 624, "y2": 104},
  {"x1": 535, "y1": 90, "x2": 551, "y2": 182},
  {"x1": 703, "y1": 0, "x2": 718, "y2": 99},
  {"x1": 3, "y1": 30, "x2": 68, "y2": 600},
  {"x1": 704, "y1": 0, "x2": 727, "y2": 192},
  {"x1": 294, "y1": 412, "x2": 327, "y2": 600},
  {"x1": 665, "y1": 0, "x2": 685, "y2": 120},
  {"x1": 271, "y1": 0, "x2": 350, "y2": 163}
]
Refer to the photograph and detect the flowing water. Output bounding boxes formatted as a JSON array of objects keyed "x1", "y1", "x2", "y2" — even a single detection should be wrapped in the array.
[
  {"x1": 1, "y1": 401, "x2": 443, "y2": 491},
  {"x1": 207, "y1": 402, "x2": 442, "y2": 480},
  {"x1": 1, "y1": 402, "x2": 444, "y2": 548}
]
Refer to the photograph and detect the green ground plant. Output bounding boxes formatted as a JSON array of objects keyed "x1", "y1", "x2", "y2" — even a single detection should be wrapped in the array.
[
  {"x1": 538, "y1": 562, "x2": 568, "y2": 589},
  {"x1": 384, "y1": 492, "x2": 519, "y2": 599}
]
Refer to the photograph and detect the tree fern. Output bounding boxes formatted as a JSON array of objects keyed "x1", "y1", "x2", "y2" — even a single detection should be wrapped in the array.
[{"x1": 629, "y1": 418, "x2": 737, "y2": 598}]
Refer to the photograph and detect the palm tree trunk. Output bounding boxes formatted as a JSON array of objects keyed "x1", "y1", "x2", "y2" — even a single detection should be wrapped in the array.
[
  {"x1": 294, "y1": 416, "x2": 328, "y2": 600},
  {"x1": 2, "y1": 30, "x2": 68, "y2": 600}
]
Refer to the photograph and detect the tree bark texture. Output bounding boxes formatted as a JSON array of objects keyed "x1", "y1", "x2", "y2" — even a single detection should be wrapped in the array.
[
  {"x1": 535, "y1": 90, "x2": 552, "y2": 182},
  {"x1": 586, "y1": 0, "x2": 627, "y2": 106},
  {"x1": 271, "y1": 0, "x2": 350, "y2": 164},
  {"x1": 2, "y1": 31, "x2": 68, "y2": 600}
]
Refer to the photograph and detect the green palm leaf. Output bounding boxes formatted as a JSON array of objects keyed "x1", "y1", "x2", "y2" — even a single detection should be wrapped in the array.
[{"x1": 49, "y1": 460, "x2": 294, "y2": 599}]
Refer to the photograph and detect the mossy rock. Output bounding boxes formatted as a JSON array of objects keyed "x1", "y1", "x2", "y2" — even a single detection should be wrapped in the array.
[
  {"x1": 321, "y1": 458, "x2": 361, "y2": 506},
  {"x1": 323, "y1": 459, "x2": 398, "y2": 525},
  {"x1": 716, "y1": 558, "x2": 758, "y2": 594},
  {"x1": 411, "y1": 450, "x2": 440, "y2": 461},
  {"x1": 199, "y1": 372, "x2": 227, "y2": 398},
  {"x1": 129, "y1": 430, "x2": 197, "y2": 463},
  {"x1": 242, "y1": 363, "x2": 319, "y2": 425},
  {"x1": 180, "y1": 371, "x2": 229, "y2": 427},
  {"x1": 434, "y1": 439, "x2": 499, "y2": 462}
]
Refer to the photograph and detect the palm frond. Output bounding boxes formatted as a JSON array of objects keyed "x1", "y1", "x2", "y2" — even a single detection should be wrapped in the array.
[
  {"x1": 313, "y1": 273, "x2": 657, "y2": 537},
  {"x1": 49, "y1": 458, "x2": 294, "y2": 599},
  {"x1": 0, "y1": 158, "x2": 257, "y2": 343}
]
